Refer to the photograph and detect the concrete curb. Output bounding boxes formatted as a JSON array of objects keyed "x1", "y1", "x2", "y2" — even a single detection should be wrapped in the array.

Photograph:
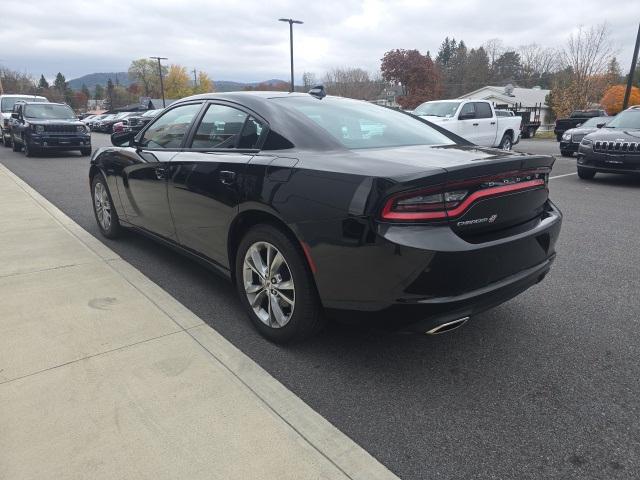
[{"x1": 0, "y1": 163, "x2": 399, "y2": 480}]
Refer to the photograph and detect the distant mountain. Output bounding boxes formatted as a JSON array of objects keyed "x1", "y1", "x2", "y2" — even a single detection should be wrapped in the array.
[
  {"x1": 68, "y1": 72, "x2": 288, "y2": 93},
  {"x1": 67, "y1": 72, "x2": 131, "y2": 91}
]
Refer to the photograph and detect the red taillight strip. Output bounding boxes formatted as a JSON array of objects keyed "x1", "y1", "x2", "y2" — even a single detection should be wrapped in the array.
[{"x1": 382, "y1": 179, "x2": 545, "y2": 221}]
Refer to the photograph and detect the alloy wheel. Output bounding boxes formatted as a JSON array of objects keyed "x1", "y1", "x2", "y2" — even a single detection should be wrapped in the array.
[
  {"x1": 94, "y1": 182, "x2": 112, "y2": 231},
  {"x1": 502, "y1": 138, "x2": 512, "y2": 151},
  {"x1": 243, "y1": 241, "x2": 295, "y2": 328}
]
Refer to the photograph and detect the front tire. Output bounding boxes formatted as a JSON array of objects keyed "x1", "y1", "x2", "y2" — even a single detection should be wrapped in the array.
[
  {"x1": 80, "y1": 147, "x2": 92, "y2": 156},
  {"x1": 499, "y1": 133, "x2": 512, "y2": 151},
  {"x1": 235, "y1": 224, "x2": 324, "y2": 343},
  {"x1": 91, "y1": 174, "x2": 121, "y2": 238},
  {"x1": 560, "y1": 150, "x2": 573, "y2": 157},
  {"x1": 577, "y1": 167, "x2": 596, "y2": 180},
  {"x1": 23, "y1": 140, "x2": 37, "y2": 157}
]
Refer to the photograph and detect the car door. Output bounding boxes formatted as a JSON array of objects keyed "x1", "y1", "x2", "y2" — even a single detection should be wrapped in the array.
[
  {"x1": 168, "y1": 102, "x2": 265, "y2": 269},
  {"x1": 457, "y1": 103, "x2": 479, "y2": 144},
  {"x1": 472, "y1": 102, "x2": 496, "y2": 147},
  {"x1": 117, "y1": 102, "x2": 204, "y2": 240}
]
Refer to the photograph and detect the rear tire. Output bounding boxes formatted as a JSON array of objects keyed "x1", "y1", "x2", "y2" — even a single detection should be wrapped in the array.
[
  {"x1": 91, "y1": 174, "x2": 122, "y2": 238},
  {"x1": 556, "y1": 134, "x2": 562, "y2": 142},
  {"x1": 560, "y1": 150, "x2": 573, "y2": 157},
  {"x1": 235, "y1": 224, "x2": 324, "y2": 344},
  {"x1": 577, "y1": 167, "x2": 596, "y2": 180},
  {"x1": 499, "y1": 133, "x2": 512, "y2": 151},
  {"x1": 80, "y1": 147, "x2": 92, "y2": 156}
]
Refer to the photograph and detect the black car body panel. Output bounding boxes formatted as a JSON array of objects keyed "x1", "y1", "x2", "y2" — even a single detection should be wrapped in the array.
[
  {"x1": 554, "y1": 109, "x2": 607, "y2": 139},
  {"x1": 90, "y1": 92, "x2": 562, "y2": 331}
]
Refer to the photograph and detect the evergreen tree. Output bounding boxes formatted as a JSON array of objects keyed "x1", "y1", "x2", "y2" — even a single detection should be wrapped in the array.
[
  {"x1": 81, "y1": 83, "x2": 91, "y2": 99},
  {"x1": 94, "y1": 84, "x2": 104, "y2": 100},
  {"x1": 38, "y1": 74, "x2": 49, "y2": 89},
  {"x1": 53, "y1": 72, "x2": 66, "y2": 92}
]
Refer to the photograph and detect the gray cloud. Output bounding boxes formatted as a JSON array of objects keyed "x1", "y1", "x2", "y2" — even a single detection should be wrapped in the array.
[{"x1": 2, "y1": 0, "x2": 638, "y2": 83}]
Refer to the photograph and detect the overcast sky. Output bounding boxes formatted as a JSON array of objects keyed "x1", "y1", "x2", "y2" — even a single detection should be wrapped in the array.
[{"x1": 2, "y1": 0, "x2": 639, "y2": 83}]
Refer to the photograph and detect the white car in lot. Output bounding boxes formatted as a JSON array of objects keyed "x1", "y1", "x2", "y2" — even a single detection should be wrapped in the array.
[{"x1": 414, "y1": 99, "x2": 522, "y2": 150}]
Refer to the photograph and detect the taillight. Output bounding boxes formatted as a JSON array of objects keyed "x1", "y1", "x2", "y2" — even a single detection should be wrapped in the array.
[{"x1": 381, "y1": 170, "x2": 547, "y2": 222}]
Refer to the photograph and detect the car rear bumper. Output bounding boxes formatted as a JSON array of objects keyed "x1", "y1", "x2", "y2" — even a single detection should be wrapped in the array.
[{"x1": 305, "y1": 201, "x2": 562, "y2": 327}]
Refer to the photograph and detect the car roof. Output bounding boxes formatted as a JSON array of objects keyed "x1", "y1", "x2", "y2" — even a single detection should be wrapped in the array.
[{"x1": 0, "y1": 94, "x2": 47, "y2": 99}]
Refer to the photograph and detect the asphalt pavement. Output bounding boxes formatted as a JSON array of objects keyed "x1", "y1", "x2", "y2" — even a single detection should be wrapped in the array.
[{"x1": 1, "y1": 135, "x2": 639, "y2": 480}]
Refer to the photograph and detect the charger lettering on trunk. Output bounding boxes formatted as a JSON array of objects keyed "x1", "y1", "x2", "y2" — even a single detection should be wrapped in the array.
[{"x1": 457, "y1": 214, "x2": 498, "y2": 227}]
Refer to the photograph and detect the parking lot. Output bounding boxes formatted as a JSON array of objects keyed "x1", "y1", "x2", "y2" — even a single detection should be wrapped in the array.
[{"x1": 1, "y1": 134, "x2": 639, "y2": 479}]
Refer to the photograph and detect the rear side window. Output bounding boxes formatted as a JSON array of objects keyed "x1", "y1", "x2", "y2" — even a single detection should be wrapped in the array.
[
  {"x1": 190, "y1": 104, "x2": 256, "y2": 149},
  {"x1": 139, "y1": 103, "x2": 202, "y2": 149},
  {"x1": 474, "y1": 102, "x2": 493, "y2": 119}
]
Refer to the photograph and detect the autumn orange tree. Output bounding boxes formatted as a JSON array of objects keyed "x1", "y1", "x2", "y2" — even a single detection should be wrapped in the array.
[
  {"x1": 600, "y1": 85, "x2": 640, "y2": 114},
  {"x1": 380, "y1": 49, "x2": 442, "y2": 109}
]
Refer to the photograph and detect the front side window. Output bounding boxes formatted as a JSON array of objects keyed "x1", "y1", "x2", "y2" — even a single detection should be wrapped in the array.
[
  {"x1": 23, "y1": 103, "x2": 76, "y2": 119},
  {"x1": 190, "y1": 104, "x2": 258, "y2": 149},
  {"x1": 275, "y1": 96, "x2": 456, "y2": 149},
  {"x1": 139, "y1": 103, "x2": 202, "y2": 149},
  {"x1": 459, "y1": 103, "x2": 475, "y2": 119}
]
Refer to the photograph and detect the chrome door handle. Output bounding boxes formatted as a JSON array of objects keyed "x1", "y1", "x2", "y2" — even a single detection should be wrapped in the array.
[{"x1": 219, "y1": 170, "x2": 236, "y2": 185}]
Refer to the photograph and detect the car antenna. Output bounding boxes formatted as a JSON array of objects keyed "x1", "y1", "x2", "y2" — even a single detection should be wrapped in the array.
[{"x1": 308, "y1": 85, "x2": 326, "y2": 99}]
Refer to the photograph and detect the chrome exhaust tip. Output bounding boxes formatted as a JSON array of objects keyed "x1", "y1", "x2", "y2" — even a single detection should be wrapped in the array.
[{"x1": 425, "y1": 317, "x2": 469, "y2": 335}]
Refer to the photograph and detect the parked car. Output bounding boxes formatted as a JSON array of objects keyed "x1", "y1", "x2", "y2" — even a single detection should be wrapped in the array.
[
  {"x1": 90, "y1": 91, "x2": 561, "y2": 343},
  {"x1": 95, "y1": 112, "x2": 133, "y2": 133},
  {"x1": 413, "y1": 99, "x2": 522, "y2": 150},
  {"x1": 576, "y1": 106, "x2": 640, "y2": 179},
  {"x1": 559, "y1": 116, "x2": 609, "y2": 157},
  {"x1": 125, "y1": 108, "x2": 162, "y2": 133},
  {"x1": 10, "y1": 102, "x2": 91, "y2": 156},
  {"x1": 85, "y1": 114, "x2": 108, "y2": 130},
  {"x1": 1, "y1": 94, "x2": 48, "y2": 147},
  {"x1": 554, "y1": 109, "x2": 608, "y2": 141}
]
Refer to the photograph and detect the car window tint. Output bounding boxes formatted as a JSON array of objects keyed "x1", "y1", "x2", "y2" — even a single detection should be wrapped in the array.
[
  {"x1": 237, "y1": 117, "x2": 263, "y2": 149},
  {"x1": 190, "y1": 104, "x2": 249, "y2": 149},
  {"x1": 275, "y1": 96, "x2": 455, "y2": 149},
  {"x1": 459, "y1": 103, "x2": 475, "y2": 118},
  {"x1": 474, "y1": 102, "x2": 493, "y2": 119},
  {"x1": 140, "y1": 103, "x2": 202, "y2": 149}
]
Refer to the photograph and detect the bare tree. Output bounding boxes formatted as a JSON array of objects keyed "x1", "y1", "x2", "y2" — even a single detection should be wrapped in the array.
[
  {"x1": 302, "y1": 72, "x2": 317, "y2": 91},
  {"x1": 322, "y1": 67, "x2": 384, "y2": 100},
  {"x1": 518, "y1": 43, "x2": 558, "y2": 87},
  {"x1": 483, "y1": 38, "x2": 505, "y2": 66}
]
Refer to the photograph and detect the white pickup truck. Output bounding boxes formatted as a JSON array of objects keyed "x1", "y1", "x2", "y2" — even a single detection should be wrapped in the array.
[{"x1": 413, "y1": 99, "x2": 522, "y2": 150}]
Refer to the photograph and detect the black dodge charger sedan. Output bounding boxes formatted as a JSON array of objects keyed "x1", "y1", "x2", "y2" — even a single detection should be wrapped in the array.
[
  {"x1": 577, "y1": 106, "x2": 640, "y2": 179},
  {"x1": 90, "y1": 91, "x2": 562, "y2": 343}
]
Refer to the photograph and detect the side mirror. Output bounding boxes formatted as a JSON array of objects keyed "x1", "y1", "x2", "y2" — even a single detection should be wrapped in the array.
[
  {"x1": 575, "y1": 123, "x2": 582, "y2": 127},
  {"x1": 596, "y1": 123, "x2": 605, "y2": 128},
  {"x1": 111, "y1": 130, "x2": 136, "y2": 147},
  {"x1": 459, "y1": 112, "x2": 475, "y2": 120},
  {"x1": 11, "y1": 113, "x2": 19, "y2": 119}
]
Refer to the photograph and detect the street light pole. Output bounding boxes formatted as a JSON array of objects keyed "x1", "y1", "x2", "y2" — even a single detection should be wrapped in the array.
[
  {"x1": 278, "y1": 18, "x2": 303, "y2": 93},
  {"x1": 622, "y1": 23, "x2": 640, "y2": 110},
  {"x1": 150, "y1": 56, "x2": 167, "y2": 108},
  {"x1": 192, "y1": 69, "x2": 198, "y2": 90}
]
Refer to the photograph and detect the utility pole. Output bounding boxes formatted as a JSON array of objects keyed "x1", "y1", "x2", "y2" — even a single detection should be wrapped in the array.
[
  {"x1": 278, "y1": 18, "x2": 303, "y2": 93},
  {"x1": 0, "y1": 59, "x2": 4, "y2": 94},
  {"x1": 150, "y1": 56, "x2": 168, "y2": 108},
  {"x1": 192, "y1": 69, "x2": 198, "y2": 90},
  {"x1": 623, "y1": 23, "x2": 640, "y2": 110}
]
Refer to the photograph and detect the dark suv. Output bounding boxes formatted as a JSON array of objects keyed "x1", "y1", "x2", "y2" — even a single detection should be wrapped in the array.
[
  {"x1": 10, "y1": 102, "x2": 91, "y2": 156},
  {"x1": 576, "y1": 106, "x2": 640, "y2": 179}
]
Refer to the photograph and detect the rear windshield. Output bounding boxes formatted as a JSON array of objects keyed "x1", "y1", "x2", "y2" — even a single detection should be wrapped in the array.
[
  {"x1": 413, "y1": 101, "x2": 461, "y2": 118},
  {"x1": 605, "y1": 110, "x2": 640, "y2": 129},
  {"x1": 24, "y1": 103, "x2": 76, "y2": 119},
  {"x1": 274, "y1": 96, "x2": 456, "y2": 149},
  {"x1": 1, "y1": 96, "x2": 47, "y2": 112}
]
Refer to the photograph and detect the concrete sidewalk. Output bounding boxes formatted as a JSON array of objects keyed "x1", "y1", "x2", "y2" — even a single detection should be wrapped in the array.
[{"x1": 0, "y1": 164, "x2": 398, "y2": 480}]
